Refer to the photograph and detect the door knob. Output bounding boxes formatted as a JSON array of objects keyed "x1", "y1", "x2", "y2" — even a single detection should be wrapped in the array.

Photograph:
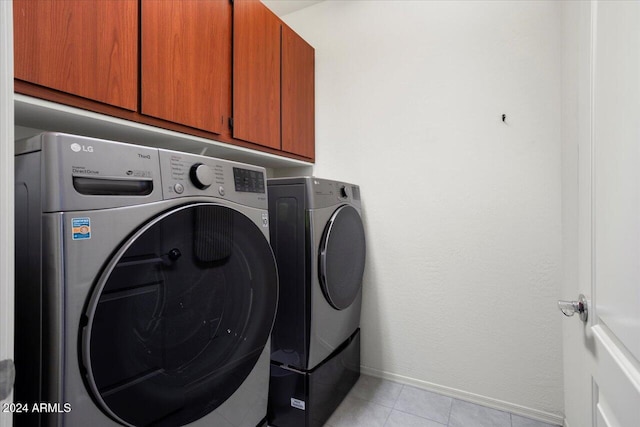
[{"x1": 558, "y1": 294, "x2": 588, "y2": 322}]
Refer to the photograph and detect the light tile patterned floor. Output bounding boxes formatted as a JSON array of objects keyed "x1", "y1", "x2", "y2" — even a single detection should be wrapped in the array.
[{"x1": 323, "y1": 375, "x2": 560, "y2": 427}]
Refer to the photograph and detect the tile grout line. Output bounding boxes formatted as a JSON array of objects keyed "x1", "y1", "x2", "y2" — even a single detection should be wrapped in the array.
[
  {"x1": 391, "y1": 407, "x2": 448, "y2": 426},
  {"x1": 381, "y1": 382, "x2": 404, "y2": 427},
  {"x1": 391, "y1": 383, "x2": 404, "y2": 408},
  {"x1": 389, "y1": 383, "x2": 450, "y2": 427},
  {"x1": 381, "y1": 406, "x2": 393, "y2": 427},
  {"x1": 447, "y1": 396, "x2": 454, "y2": 427}
]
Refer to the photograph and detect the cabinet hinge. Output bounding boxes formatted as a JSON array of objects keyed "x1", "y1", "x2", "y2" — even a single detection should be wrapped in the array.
[{"x1": 229, "y1": 117, "x2": 234, "y2": 129}]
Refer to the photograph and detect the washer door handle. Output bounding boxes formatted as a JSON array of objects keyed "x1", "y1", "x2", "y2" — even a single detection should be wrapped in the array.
[{"x1": 0, "y1": 359, "x2": 15, "y2": 400}]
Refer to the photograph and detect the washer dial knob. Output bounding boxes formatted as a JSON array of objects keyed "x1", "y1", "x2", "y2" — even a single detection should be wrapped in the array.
[{"x1": 190, "y1": 163, "x2": 214, "y2": 189}]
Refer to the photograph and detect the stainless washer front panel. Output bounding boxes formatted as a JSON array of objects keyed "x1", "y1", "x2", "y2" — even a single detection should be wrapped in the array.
[{"x1": 44, "y1": 199, "x2": 275, "y2": 427}]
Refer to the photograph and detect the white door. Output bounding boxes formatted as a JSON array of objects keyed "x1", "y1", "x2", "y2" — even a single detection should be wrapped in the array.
[
  {"x1": 0, "y1": 2, "x2": 14, "y2": 427},
  {"x1": 562, "y1": 1, "x2": 640, "y2": 426}
]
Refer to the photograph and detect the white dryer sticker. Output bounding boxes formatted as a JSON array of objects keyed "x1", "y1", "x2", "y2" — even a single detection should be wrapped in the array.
[
  {"x1": 290, "y1": 398, "x2": 306, "y2": 411},
  {"x1": 262, "y1": 213, "x2": 269, "y2": 228},
  {"x1": 71, "y1": 217, "x2": 91, "y2": 240}
]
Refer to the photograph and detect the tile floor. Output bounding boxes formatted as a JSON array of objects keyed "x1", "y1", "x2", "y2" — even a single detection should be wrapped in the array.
[{"x1": 323, "y1": 375, "x2": 561, "y2": 427}]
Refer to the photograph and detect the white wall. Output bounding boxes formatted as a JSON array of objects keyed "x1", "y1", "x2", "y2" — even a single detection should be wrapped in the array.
[{"x1": 283, "y1": 0, "x2": 563, "y2": 420}]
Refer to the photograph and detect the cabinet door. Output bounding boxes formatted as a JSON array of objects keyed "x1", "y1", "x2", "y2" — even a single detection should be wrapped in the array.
[
  {"x1": 13, "y1": 0, "x2": 138, "y2": 111},
  {"x1": 233, "y1": 0, "x2": 281, "y2": 150},
  {"x1": 141, "y1": 0, "x2": 231, "y2": 135},
  {"x1": 281, "y1": 25, "x2": 315, "y2": 159}
]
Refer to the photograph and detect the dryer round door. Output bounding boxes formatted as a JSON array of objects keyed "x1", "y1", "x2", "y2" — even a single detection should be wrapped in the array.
[
  {"x1": 81, "y1": 203, "x2": 278, "y2": 427},
  {"x1": 318, "y1": 205, "x2": 366, "y2": 310}
]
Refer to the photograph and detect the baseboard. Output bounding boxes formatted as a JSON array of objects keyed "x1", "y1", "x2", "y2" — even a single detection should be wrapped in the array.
[{"x1": 360, "y1": 365, "x2": 565, "y2": 426}]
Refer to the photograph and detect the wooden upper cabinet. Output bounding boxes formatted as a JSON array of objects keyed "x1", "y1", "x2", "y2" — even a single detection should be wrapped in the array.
[
  {"x1": 13, "y1": 0, "x2": 138, "y2": 111},
  {"x1": 281, "y1": 26, "x2": 315, "y2": 159},
  {"x1": 233, "y1": 0, "x2": 281, "y2": 150},
  {"x1": 141, "y1": 0, "x2": 231, "y2": 135},
  {"x1": 13, "y1": 0, "x2": 314, "y2": 161}
]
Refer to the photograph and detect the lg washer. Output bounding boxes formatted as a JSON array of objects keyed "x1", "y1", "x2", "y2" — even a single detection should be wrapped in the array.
[{"x1": 14, "y1": 132, "x2": 278, "y2": 426}]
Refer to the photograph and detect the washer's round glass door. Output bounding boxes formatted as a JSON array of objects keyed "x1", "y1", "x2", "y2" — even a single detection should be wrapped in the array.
[
  {"x1": 318, "y1": 205, "x2": 366, "y2": 310},
  {"x1": 82, "y1": 203, "x2": 278, "y2": 426}
]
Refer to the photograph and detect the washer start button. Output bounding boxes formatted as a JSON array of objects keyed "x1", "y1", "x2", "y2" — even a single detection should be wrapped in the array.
[{"x1": 174, "y1": 183, "x2": 184, "y2": 194}]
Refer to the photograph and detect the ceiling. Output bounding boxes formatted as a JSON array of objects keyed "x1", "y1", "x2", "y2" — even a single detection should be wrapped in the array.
[{"x1": 262, "y1": 0, "x2": 324, "y2": 17}]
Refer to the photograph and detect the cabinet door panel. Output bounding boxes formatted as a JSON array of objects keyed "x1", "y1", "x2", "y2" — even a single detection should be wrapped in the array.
[
  {"x1": 282, "y1": 26, "x2": 315, "y2": 159},
  {"x1": 233, "y1": 0, "x2": 281, "y2": 149},
  {"x1": 13, "y1": 0, "x2": 138, "y2": 111},
  {"x1": 142, "y1": 0, "x2": 231, "y2": 135}
]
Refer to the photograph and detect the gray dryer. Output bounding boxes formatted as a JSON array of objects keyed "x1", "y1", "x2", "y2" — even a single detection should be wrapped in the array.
[{"x1": 267, "y1": 177, "x2": 366, "y2": 427}]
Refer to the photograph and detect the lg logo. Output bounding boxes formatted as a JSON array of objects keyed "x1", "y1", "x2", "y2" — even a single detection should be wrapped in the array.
[{"x1": 70, "y1": 143, "x2": 94, "y2": 153}]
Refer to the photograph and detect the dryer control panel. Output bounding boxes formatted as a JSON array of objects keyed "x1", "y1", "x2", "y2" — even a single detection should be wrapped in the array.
[{"x1": 307, "y1": 177, "x2": 362, "y2": 210}]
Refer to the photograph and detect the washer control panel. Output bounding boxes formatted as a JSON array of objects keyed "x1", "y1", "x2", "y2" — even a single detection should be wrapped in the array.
[
  {"x1": 158, "y1": 149, "x2": 267, "y2": 208},
  {"x1": 233, "y1": 167, "x2": 265, "y2": 193}
]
